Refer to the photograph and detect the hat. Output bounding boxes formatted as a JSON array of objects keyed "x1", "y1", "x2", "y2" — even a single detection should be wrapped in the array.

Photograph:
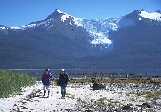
[
  {"x1": 45, "y1": 68, "x2": 50, "y2": 71},
  {"x1": 61, "y1": 69, "x2": 65, "y2": 72}
]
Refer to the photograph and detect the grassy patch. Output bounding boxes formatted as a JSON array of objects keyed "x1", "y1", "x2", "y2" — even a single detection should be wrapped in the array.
[
  {"x1": 129, "y1": 91, "x2": 161, "y2": 100},
  {"x1": 0, "y1": 71, "x2": 36, "y2": 98},
  {"x1": 144, "y1": 91, "x2": 161, "y2": 100},
  {"x1": 69, "y1": 78, "x2": 92, "y2": 84}
]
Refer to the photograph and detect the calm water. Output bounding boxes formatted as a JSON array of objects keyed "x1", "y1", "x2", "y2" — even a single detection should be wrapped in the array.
[{"x1": 1, "y1": 68, "x2": 161, "y2": 78}]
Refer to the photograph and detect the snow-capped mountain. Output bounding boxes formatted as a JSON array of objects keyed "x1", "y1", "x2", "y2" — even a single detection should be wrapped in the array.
[
  {"x1": 0, "y1": 9, "x2": 118, "y2": 48},
  {"x1": 0, "y1": 25, "x2": 10, "y2": 30},
  {"x1": 0, "y1": 9, "x2": 161, "y2": 72},
  {"x1": 119, "y1": 10, "x2": 161, "y2": 28},
  {"x1": 25, "y1": 9, "x2": 119, "y2": 46},
  {"x1": 40, "y1": 9, "x2": 118, "y2": 47}
]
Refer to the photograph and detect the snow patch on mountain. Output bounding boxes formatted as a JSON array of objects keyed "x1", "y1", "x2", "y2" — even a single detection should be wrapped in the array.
[
  {"x1": 139, "y1": 11, "x2": 161, "y2": 21},
  {"x1": 11, "y1": 26, "x2": 22, "y2": 30},
  {"x1": 108, "y1": 22, "x2": 118, "y2": 31},
  {"x1": 10, "y1": 24, "x2": 37, "y2": 30},
  {"x1": 55, "y1": 9, "x2": 73, "y2": 23},
  {"x1": 90, "y1": 31, "x2": 112, "y2": 45},
  {"x1": 0, "y1": 26, "x2": 7, "y2": 30},
  {"x1": 24, "y1": 23, "x2": 37, "y2": 28},
  {"x1": 72, "y1": 18, "x2": 114, "y2": 46},
  {"x1": 73, "y1": 18, "x2": 84, "y2": 27},
  {"x1": 56, "y1": 9, "x2": 63, "y2": 14},
  {"x1": 57, "y1": 10, "x2": 85, "y2": 27},
  {"x1": 61, "y1": 14, "x2": 71, "y2": 22}
]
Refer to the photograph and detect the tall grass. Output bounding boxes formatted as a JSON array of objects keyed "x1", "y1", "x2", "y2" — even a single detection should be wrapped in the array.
[{"x1": 0, "y1": 71, "x2": 36, "y2": 98}]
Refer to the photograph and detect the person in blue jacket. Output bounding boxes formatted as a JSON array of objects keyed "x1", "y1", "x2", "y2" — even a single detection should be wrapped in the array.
[
  {"x1": 58, "y1": 69, "x2": 69, "y2": 98},
  {"x1": 41, "y1": 68, "x2": 52, "y2": 97}
]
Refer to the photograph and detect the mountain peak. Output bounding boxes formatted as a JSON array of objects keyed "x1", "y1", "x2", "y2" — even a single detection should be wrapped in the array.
[
  {"x1": 46, "y1": 9, "x2": 73, "y2": 22},
  {"x1": 46, "y1": 9, "x2": 65, "y2": 19},
  {"x1": 124, "y1": 9, "x2": 161, "y2": 22},
  {"x1": 54, "y1": 9, "x2": 64, "y2": 14}
]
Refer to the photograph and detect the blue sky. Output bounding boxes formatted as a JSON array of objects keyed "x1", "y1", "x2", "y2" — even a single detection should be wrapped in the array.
[{"x1": 0, "y1": 0, "x2": 161, "y2": 26}]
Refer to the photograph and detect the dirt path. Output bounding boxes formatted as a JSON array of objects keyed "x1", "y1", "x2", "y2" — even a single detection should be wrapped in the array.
[{"x1": 10, "y1": 85, "x2": 76, "y2": 112}]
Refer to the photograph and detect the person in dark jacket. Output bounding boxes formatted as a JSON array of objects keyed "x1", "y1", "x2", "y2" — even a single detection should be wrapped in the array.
[
  {"x1": 41, "y1": 68, "x2": 52, "y2": 97},
  {"x1": 58, "y1": 69, "x2": 69, "y2": 98}
]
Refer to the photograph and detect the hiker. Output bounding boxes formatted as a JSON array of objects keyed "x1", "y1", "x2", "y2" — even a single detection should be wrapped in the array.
[
  {"x1": 58, "y1": 69, "x2": 69, "y2": 98},
  {"x1": 41, "y1": 68, "x2": 52, "y2": 97}
]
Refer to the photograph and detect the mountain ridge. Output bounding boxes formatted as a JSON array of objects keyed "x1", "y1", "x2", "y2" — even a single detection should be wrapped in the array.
[{"x1": 0, "y1": 9, "x2": 161, "y2": 72}]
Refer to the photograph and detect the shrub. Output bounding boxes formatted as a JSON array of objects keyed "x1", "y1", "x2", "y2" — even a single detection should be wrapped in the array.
[{"x1": 0, "y1": 71, "x2": 36, "y2": 98}]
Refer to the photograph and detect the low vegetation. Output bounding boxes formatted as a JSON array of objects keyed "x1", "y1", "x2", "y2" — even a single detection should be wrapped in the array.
[
  {"x1": 69, "y1": 77, "x2": 161, "y2": 84},
  {"x1": 140, "y1": 91, "x2": 161, "y2": 100},
  {"x1": 0, "y1": 71, "x2": 36, "y2": 98}
]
